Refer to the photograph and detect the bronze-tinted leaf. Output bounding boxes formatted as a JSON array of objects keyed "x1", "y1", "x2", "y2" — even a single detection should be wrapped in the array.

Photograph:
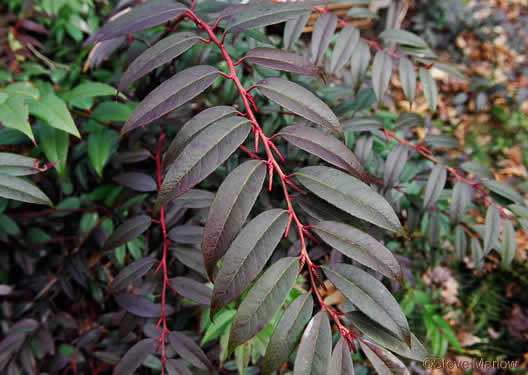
[
  {"x1": 245, "y1": 48, "x2": 318, "y2": 76},
  {"x1": 211, "y1": 209, "x2": 289, "y2": 316},
  {"x1": 203, "y1": 160, "x2": 267, "y2": 279},
  {"x1": 293, "y1": 311, "x2": 332, "y2": 375},
  {"x1": 225, "y1": 3, "x2": 310, "y2": 33},
  {"x1": 119, "y1": 32, "x2": 199, "y2": 90},
  {"x1": 228, "y1": 257, "x2": 299, "y2": 353},
  {"x1": 85, "y1": 0, "x2": 188, "y2": 45},
  {"x1": 323, "y1": 263, "x2": 410, "y2": 344},
  {"x1": 313, "y1": 221, "x2": 402, "y2": 282},
  {"x1": 101, "y1": 215, "x2": 151, "y2": 251},
  {"x1": 156, "y1": 116, "x2": 251, "y2": 211},
  {"x1": 280, "y1": 125, "x2": 367, "y2": 182},
  {"x1": 256, "y1": 78, "x2": 343, "y2": 138},
  {"x1": 261, "y1": 293, "x2": 313, "y2": 375},
  {"x1": 168, "y1": 225, "x2": 204, "y2": 245},
  {"x1": 164, "y1": 106, "x2": 238, "y2": 166},
  {"x1": 174, "y1": 189, "x2": 215, "y2": 209},
  {"x1": 122, "y1": 65, "x2": 220, "y2": 135},
  {"x1": 296, "y1": 166, "x2": 404, "y2": 234}
]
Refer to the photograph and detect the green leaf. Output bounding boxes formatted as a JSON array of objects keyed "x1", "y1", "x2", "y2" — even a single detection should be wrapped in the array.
[
  {"x1": 68, "y1": 82, "x2": 118, "y2": 103},
  {"x1": 484, "y1": 205, "x2": 501, "y2": 255},
  {"x1": 423, "y1": 164, "x2": 446, "y2": 209},
  {"x1": 500, "y1": 220, "x2": 516, "y2": 269},
  {"x1": 119, "y1": 32, "x2": 200, "y2": 91},
  {"x1": 235, "y1": 343, "x2": 251, "y2": 375},
  {"x1": 122, "y1": 65, "x2": 220, "y2": 135},
  {"x1": 164, "y1": 106, "x2": 237, "y2": 167},
  {"x1": 28, "y1": 92, "x2": 80, "y2": 138},
  {"x1": 256, "y1": 77, "x2": 343, "y2": 138},
  {"x1": 0, "y1": 96, "x2": 34, "y2": 142},
  {"x1": 293, "y1": 311, "x2": 332, "y2": 375},
  {"x1": 431, "y1": 315, "x2": 462, "y2": 352},
  {"x1": 399, "y1": 57, "x2": 416, "y2": 105},
  {"x1": 359, "y1": 339, "x2": 411, "y2": 375},
  {"x1": 379, "y1": 29, "x2": 428, "y2": 49},
  {"x1": 39, "y1": 125, "x2": 69, "y2": 178},
  {"x1": 202, "y1": 309, "x2": 236, "y2": 345},
  {"x1": 0, "y1": 175, "x2": 52, "y2": 206},
  {"x1": 225, "y1": 3, "x2": 310, "y2": 34},
  {"x1": 328, "y1": 338, "x2": 354, "y2": 375},
  {"x1": 203, "y1": 160, "x2": 267, "y2": 280},
  {"x1": 419, "y1": 67, "x2": 438, "y2": 113},
  {"x1": 283, "y1": 12, "x2": 310, "y2": 51},
  {"x1": 261, "y1": 293, "x2": 313, "y2": 375},
  {"x1": 311, "y1": 13, "x2": 337, "y2": 66},
  {"x1": 88, "y1": 128, "x2": 113, "y2": 177},
  {"x1": 0, "y1": 153, "x2": 40, "y2": 176},
  {"x1": 313, "y1": 221, "x2": 402, "y2": 282},
  {"x1": 211, "y1": 209, "x2": 289, "y2": 316},
  {"x1": 91, "y1": 102, "x2": 134, "y2": 123},
  {"x1": 460, "y1": 161, "x2": 494, "y2": 179},
  {"x1": 330, "y1": 26, "x2": 360, "y2": 73},
  {"x1": 228, "y1": 257, "x2": 299, "y2": 353},
  {"x1": 280, "y1": 125, "x2": 367, "y2": 182},
  {"x1": 296, "y1": 166, "x2": 404, "y2": 234},
  {"x1": 323, "y1": 263, "x2": 410, "y2": 344},
  {"x1": 348, "y1": 311, "x2": 428, "y2": 361},
  {"x1": 156, "y1": 116, "x2": 251, "y2": 211},
  {"x1": 3, "y1": 82, "x2": 40, "y2": 101},
  {"x1": 372, "y1": 51, "x2": 393, "y2": 104},
  {"x1": 0, "y1": 214, "x2": 21, "y2": 236},
  {"x1": 482, "y1": 179, "x2": 523, "y2": 204}
]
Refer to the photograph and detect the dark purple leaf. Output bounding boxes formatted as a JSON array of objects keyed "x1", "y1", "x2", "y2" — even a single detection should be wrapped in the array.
[
  {"x1": 21, "y1": 345, "x2": 36, "y2": 375},
  {"x1": 10, "y1": 319, "x2": 38, "y2": 334},
  {"x1": 349, "y1": 42, "x2": 371, "y2": 90},
  {"x1": 399, "y1": 57, "x2": 416, "y2": 105},
  {"x1": 323, "y1": 263, "x2": 411, "y2": 344},
  {"x1": 450, "y1": 181, "x2": 473, "y2": 223},
  {"x1": 311, "y1": 13, "x2": 337, "y2": 65},
  {"x1": 174, "y1": 189, "x2": 215, "y2": 208},
  {"x1": 168, "y1": 225, "x2": 204, "y2": 245},
  {"x1": 211, "y1": 209, "x2": 289, "y2": 316},
  {"x1": 261, "y1": 293, "x2": 313, "y2": 375},
  {"x1": 122, "y1": 65, "x2": 220, "y2": 135},
  {"x1": 330, "y1": 26, "x2": 359, "y2": 73},
  {"x1": 203, "y1": 160, "x2": 266, "y2": 279},
  {"x1": 455, "y1": 226, "x2": 467, "y2": 258},
  {"x1": 85, "y1": 37, "x2": 125, "y2": 69},
  {"x1": 283, "y1": 12, "x2": 311, "y2": 51},
  {"x1": 101, "y1": 215, "x2": 152, "y2": 251},
  {"x1": 293, "y1": 311, "x2": 332, "y2": 375},
  {"x1": 245, "y1": 48, "x2": 318, "y2": 76},
  {"x1": 328, "y1": 338, "x2": 354, "y2": 375},
  {"x1": 359, "y1": 339, "x2": 411, "y2": 375},
  {"x1": 225, "y1": 3, "x2": 310, "y2": 33},
  {"x1": 110, "y1": 257, "x2": 156, "y2": 292},
  {"x1": 36, "y1": 328, "x2": 55, "y2": 356},
  {"x1": 280, "y1": 124, "x2": 367, "y2": 182},
  {"x1": 156, "y1": 116, "x2": 251, "y2": 211},
  {"x1": 229, "y1": 257, "x2": 299, "y2": 353},
  {"x1": 114, "y1": 339, "x2": 157, "y2": 375},
  {"x1": 372, "y1": 51, "x2": 393, "y2": 104},
  {"x1": 170, "y1": 277, "x2": 212, "y2": 305},
  {"x1": 115, "y1": 293, "x2": 174, "y2": 318},
  {"x1": 384, "y1": 144, "x2": 408, "y2": 190},
  {"x1": 120, "y1": 32, "x2": 199, "y2": 90},
  {"x1": 85, "y1": 1, "x2": 188, "y2": 45},
  {"x1": 0, "y1": 175, "x2": 53, "y2": 206},
  {"x1": 313, "y1": 221, "x2": 403, "y2": 282},
  {"x1": 355, "y1": 133, "x2": 374, "y2": 165},
  {"x1": 256, "y1": 77, "x2": 343, "y2": 138},
  {"x1": 423, "y1": 164, "x2": 447, "y2": 209},
  {"x1": 164, "y1": 106, "x2": 238, "y2": 167},
  {"x1": 172, "y1": 246, "x2": 207, "y2": 277},
  {"x1": 168, "y1": 331, "x2": 212, "y2": 370},
  {"x1": 114, "y1": 172, "x2": 157, "y2": 192},
  {"x1": 165, "y1": 359, "x2": 192, "y2": 375},
  {"x1": 115, "y1": 149, "x2": 151, "y2": 164},
  {"x1": 484, "y1": 205, "x2": 501, "y2": 255}
]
